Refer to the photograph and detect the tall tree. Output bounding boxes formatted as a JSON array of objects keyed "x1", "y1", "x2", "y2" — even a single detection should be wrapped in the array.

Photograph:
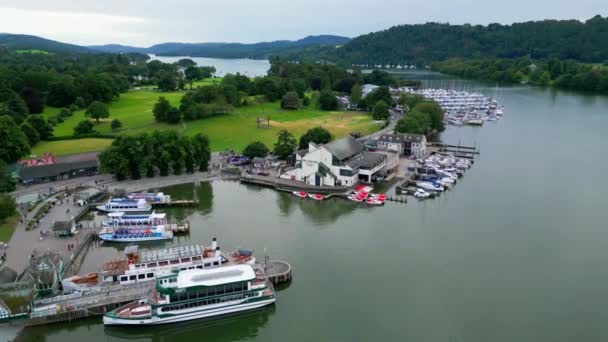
[
  {"x1": 86, "y1": 101, "x2": 109, "y2": 122},
  {"x1": 242, "y1": 141, "x2": 269, "y2": 159},
  {"x1": 20, "y1": 122, "x2": 40, "y2": 146},
  {"x1": 274, "y1": 129, "x2": 297, "y2": 160},
  {"x1": 0, "y1": 115, "x2": 30, "y2": 163},
  {"x1": 19, "y1": 87, "x2": 45, "y2": 114},
  {"x1": 25, "y1": 115, "x2": 53, "y2": 140}
]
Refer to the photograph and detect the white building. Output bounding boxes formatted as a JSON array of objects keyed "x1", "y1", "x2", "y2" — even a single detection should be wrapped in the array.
[
  {"x1": 281, "y1": 137, "x2": 387, "y2": 186},
  {"x1": 376, "y1": 134, "x2": 427, "y2": 158}
]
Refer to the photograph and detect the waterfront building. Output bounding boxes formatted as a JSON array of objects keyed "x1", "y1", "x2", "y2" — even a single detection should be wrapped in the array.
[
  {"x1": 281, "y1": 136, "x2": 387, "y2": 186},
  {"x1": 376, "y1": 134, "x2": 427, "y2": 158},
  {"x1": 18, "y1": 152, "x2": 99, "y2": 185}
]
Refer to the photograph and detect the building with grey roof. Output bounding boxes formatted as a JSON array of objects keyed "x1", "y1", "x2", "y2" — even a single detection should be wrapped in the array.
[
  {"x1": 377, "y1": 133, "x2": 427, "y2": 158},
  {"x1": 19, "y1": 152, "x2": 99, "y2": 184}
]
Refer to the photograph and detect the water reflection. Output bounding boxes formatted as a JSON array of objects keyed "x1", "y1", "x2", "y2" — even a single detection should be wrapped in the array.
[
  {"x1": 275, "y1": 191, "x2": 364, "y2": 225},
  {"x1": 17, "y1": 306, "x2": 275, "y2": 342}
]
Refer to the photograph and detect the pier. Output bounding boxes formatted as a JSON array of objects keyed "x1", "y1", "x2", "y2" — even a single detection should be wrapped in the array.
[{"x1": 151, "y1": 199, "x2": 199, "y2": 207}]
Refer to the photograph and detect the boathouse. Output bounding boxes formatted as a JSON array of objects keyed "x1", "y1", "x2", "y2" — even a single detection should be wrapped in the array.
[{"x1": 281, "y1": 136, "x2": 387, "y2": 186}]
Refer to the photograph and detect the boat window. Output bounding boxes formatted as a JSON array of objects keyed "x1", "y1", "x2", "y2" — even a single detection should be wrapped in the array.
[
  {"x1": 138, "y1": 274, "x2": 145, "y2": 280},
  {"x1": 213, "y1": 261, "x2": 219, "y2": 266},
  {"x1": 147, "y1": 273, "x2": 154, "y2": 278},
  {"x1": 181, "y1": 258, "x2": 190, "y2": 263},
  {"x1": 170, "y1": 259, "x2": 180, "y2": 265},
  {"x1": 204, "y1": 263, "x2": 211, "y2": 267},
  {"x1": 158, "y1": 261, "x2": 169, "y2": 266},
  {"x1": 147, "y1": 263, "x2": 157, "y2": 268},
  {"x1": 129, "y1": 275, "x2": 136, "y2": 281},
  {"x1": 196, "y1": 265, "x2": 203, "y2": 269},
  {"x1": 192, "y1": 256, "x2": 201, "y2": 261},
  {"x1": 170, "y1": 278, "x2": 177, "y2": 283},
  {"x1": 120, "y1": 276, "x2": 128, "y2": 282}
]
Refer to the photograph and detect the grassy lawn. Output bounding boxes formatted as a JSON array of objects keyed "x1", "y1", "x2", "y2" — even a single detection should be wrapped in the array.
[
  {"x1": 0, "y1": 215, "x2": 19, "y2": 243},
  {"x1": 191, "y1": 78, "x2": 221, "y2": 88},
  {"x1": 31, "y1": 138, "x2": 113, "y2": 156},
  {"x1": 182, "y1": 102, "x2": 381, "y2": 151},
  {"x1": 37, "y1": 90, "x2": 381, "y2": 155},
  {"x1": 15, "y1": 49, "x2": 50, "y2": 55}
]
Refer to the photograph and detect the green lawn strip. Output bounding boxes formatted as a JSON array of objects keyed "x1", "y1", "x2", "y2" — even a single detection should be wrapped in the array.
[
  {"x1": 31, "y1": 138, "x2": 113, "y2": 156},
  {"x1": 0, "y1": 215, "x2": 19, "y2": 242}
]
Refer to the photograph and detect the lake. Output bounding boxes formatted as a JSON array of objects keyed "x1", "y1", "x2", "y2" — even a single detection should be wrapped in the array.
[
  {"x1": 148, "y1": 54, "x2": 270, "y2": 77},
  {"x1": 15, "y1": 72, "x2": 608, "y2": 342}
]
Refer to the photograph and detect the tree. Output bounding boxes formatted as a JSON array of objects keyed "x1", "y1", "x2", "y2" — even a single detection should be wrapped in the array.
[
  {"x1": 0, "y1": 161, "x2": 16, "y2": 193},
  {"x1": 192, "y1": 133, "x2": 211, "y2": 172},
  {"x1": 153, "y1": 97, "x2": 172, "y2": 122},
  {"x1": 395, "y1": 111, "x2": 432, "y2": 135},
  {"x1": 350, "y1": 83, "x2": 362, "y2": 106},
  {"x1": 74, "y1": 120, "x2": 95, "y2": 136},
  {"x1": 364, "y1": 86, "x2": 392, "y2": 109},
  {"x1": 242, "y1": 141, "x2": 269, "y2": 159},
  {"x1": 0, "y1": 92, "x2": 28, "y2": 123},
  {"x1": 299, "y1": 127, "x2": 332, "y2": 149},
  {"x1": 398, "y1": 93, "x2": 425, "y2": 109},
  {"x1": 158, "y1": 71, "x2": 177, "y2": 91},
  {"x1": 281, "y1": 91, "x2": 301, "y2": 110},
  {"x1": 111, "y1": 119, "x2": 122, "y2": 131},
  {"x1": 19, "y1": 87, "x2": 45, "y2": 114},
  {"x1": 176, "y1": 58, "x2": 196, "y2": 68},
  {"x1": 184, "y1": 66, "x2": 202, "y2": 83},
  {"x1": 319, "y1": 89, "x2": 338, "y2": 110},
  {"x1": 372, "y1": 100, "x2": 390, "y2": 120},
  {"x1": 273, "y1": 129, "x2": 297, "y2": 160},
  {"x1": 86, "y1": 101, "x2": 109, "y2": 122},
  {"x1": 413, "y1": 101, "x2": 445, "y2": 132},
  {"x1": 0, "y1": 115, "x2": 30, "y2": 163},
  {"x1": 25, "y1": 115, "x2": 53, "y2": 140},
  {"x1": 20, "y1": 122, "x2": 40, "y2": 146}
]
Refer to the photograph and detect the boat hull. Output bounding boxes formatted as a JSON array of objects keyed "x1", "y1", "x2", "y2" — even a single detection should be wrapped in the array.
[
  {"x1": 103, "y1": 298, "x2": 276, "y2": 326},
  {"x1": 98, "y1": 234, "x2": 172, "y2": 243},
  {"x1": 96, "y1": 205, "x2": 152, "y2": 213}
]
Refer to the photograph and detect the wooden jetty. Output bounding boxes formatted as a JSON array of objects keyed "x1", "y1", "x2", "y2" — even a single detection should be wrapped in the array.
[
  {"x1": 151, "y1": 200, "x2": 198, "y2": 207},
  {"x1": 167, "y1": 222, "x2": 190, "y2": 234}
]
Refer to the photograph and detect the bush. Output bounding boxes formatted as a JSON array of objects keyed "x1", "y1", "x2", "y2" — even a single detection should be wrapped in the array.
[
  {"x1": 111, "y1": 119, "x2": 122, "y2": 131},
  {"x1": 242, "y1": 141, "x2": 269, "y2": 159},
  {"x1": 319, "y1": 89, "x2": 338, "y2": 110},
  {"x1": 280, "y1": 91, "x2": 301, "y2": 110},
  {"x1": 74, "y1": 120, "x2": 95, "y2": 136}
]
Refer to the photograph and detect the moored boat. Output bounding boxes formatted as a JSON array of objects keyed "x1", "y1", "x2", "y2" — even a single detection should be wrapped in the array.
[
  {"x1": 292, "y1": 191, "x2": 308, "y2": 199},
  {"x1": 97, "y1": 198, "x2": 152, "y2": 213},
  {"x1": 308, "y1": 194, "x2": 324, "y2": 201},
  {"x1": 98, "y1": 226, "x2": 173, "y2": 243},
  {"x1": 416, "y1": 181, "x2": 444, "y2": 192},
  {"x1": 365, "y1": 197, "x2": 384, "y2": 206},
  {"x1": 103, "y1": 211, "x2": 167, "y2": 227},
  {"x1": 103, "y1": 264, "x2": 276, "y2": 326}
]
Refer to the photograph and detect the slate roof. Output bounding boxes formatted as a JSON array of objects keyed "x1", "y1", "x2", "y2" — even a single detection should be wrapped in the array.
[
  {"x1": 19, "y1": 152, "x2": 99, "y2": 180},
  {"x1": 378, "y1": 134, "x2": 425, "y2": 144},
  {"x1": 323, "y1": 137, "x2": 364, "y2": 161},
  {"x1": 346, "y1": 152, "x2": 387, "y2": 170},
  {"x1": 52, "y1": 221, "x2": 73, "y2": 232}
]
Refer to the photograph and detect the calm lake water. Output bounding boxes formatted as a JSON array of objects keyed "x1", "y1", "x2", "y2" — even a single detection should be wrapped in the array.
[
  {"x1": 15, "y1": 72, "x2": 608, "y2": 342},
  {"x1": 148, "y1": 54, "x2": 270, "y2": 77}
]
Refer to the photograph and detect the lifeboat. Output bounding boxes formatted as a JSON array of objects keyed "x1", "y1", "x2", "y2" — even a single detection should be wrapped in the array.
[
  {"x1": 292, "y1": 191, "x2": 308, "y2": 198},
  {"x1": 347, "y1": 194, "x2": 364, "y2": 203}
]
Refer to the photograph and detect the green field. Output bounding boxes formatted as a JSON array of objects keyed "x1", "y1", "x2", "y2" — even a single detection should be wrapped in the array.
[
  {"x1": 32, "y1": 138, "x2": 113, "y2": 156},
  {"x1": 0, "y1": 215, "x2": 19, "y2": 242},
  {"x1": 15, "y1": 49, "x2": 50, "y2": 55},
  {"x1": 38, "y1": 89, "x2": 381, "y2": 154}
]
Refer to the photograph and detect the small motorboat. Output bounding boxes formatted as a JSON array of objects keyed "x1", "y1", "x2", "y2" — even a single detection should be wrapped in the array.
[
  {"x1": 369, "y1": 193, "x2": 387, "y2": 200},
  {"x1": 413, "y1": 189, "x2": 431, "y2": 198},
  {"x1": 308, "y1": 194, "x2": 324, "y2": 201},
  {"x1": 354, "y1": 185, "x2": 373, "y2": 193},
  {"x1": 292, "y1": 191, "x2": 308, "y2": 199},
  {"x1": 416, "y1": 181, "x2": 444, "y2": 192},
  {"x1": 365, "y1": 197, "x2": 384, "y2": 206},
  {"x1": 347, "y1": 195, "x2": 364, "y2": 203}
]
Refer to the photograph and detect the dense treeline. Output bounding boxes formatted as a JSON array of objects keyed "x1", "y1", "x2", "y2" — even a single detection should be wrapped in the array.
[
  {"x1": 99, "y1": 131, "x2": 211, "y2": 180},
  {"x1": 431, "y1": 58, "x2": 608, "y2": 94},
  {"x1": 288, "y1": 16, "x2": 608, "y2": 66}
]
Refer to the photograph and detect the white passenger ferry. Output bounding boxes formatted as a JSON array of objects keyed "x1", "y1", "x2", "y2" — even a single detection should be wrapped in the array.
[
  {"x1": 102, "y1": 211, "x2": 167, "y2": 227},
  {"x1": 61, "y1": 239, "x2": 256, "y2": 291},
  {"x1": 97, "y1": 198, "x2": 152, "y2": 212},
  {"x1": 103, "y1": 264, "x2": 276, "y2": 325}
]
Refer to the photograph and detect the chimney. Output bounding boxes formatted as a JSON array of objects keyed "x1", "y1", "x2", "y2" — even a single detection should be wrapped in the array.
[
  {"x1": 215, "y1": 246, "x2": 221, "y2": 257},
  {"x1": 211, "y1": 237, "x2": 217, "y2": 251}
]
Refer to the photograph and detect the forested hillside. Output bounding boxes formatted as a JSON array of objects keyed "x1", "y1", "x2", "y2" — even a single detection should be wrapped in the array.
[{"x1": 289, "y1": 16, "x2": 608, "y2": 66}]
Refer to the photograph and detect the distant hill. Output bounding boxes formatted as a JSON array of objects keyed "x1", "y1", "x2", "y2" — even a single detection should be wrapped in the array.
[
  {"x1": 0, "y1": 33, "x2": 91, "y2": 54},
  {"x1": 88, "y1": 35, "x2": 351, "y2": 58},
  {"x1": 288, "y1": 15, "x2": 608, "y2": 65}
]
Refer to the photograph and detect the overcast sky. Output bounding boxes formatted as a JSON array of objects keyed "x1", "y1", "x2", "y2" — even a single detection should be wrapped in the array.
[{"x1": 0, "y1": 0, "x2": 604, "y2": 46}]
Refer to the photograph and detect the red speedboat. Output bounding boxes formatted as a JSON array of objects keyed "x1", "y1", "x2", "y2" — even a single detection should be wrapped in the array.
[
  {"x1": 370, "y1": 193, "x2": 387, "y2": 201},
  {"x1": 366, "y1": 197, "x2": 384, "y2": 206},
  {"x1": 308, "y1": 193, "x2": 324, "y2": 201},
  {"x1": 292, "y1": 191, "x2": 308, "y2": 199}
]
